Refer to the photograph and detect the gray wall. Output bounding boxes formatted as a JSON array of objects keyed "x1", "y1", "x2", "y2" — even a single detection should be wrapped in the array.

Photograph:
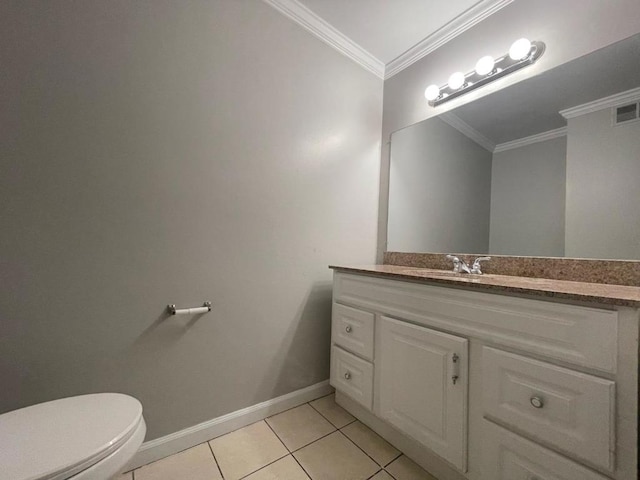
[
  {"x1": 489, "y1": 137, "x2": 566, "y2": 256},
  {"x1": 0, "y1": 1, "x2": 383, "y2": 440},
  {"x1": 388, "y1": 119, "x2": 492, "y2": 253},
  {"x1": 379, "y1": 0, "x2": 640, "y2": 258},
  {"x1": 565, "y1": 108, "x2": 640, "y2": 259}
]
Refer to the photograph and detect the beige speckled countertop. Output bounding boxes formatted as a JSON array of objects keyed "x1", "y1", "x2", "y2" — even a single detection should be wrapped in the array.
[{"x1": 329, "y1": 265, "x2": 640, "y2": 307}]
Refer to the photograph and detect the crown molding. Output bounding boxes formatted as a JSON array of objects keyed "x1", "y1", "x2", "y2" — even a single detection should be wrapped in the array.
[
  {"x1": 385, "y1": 0, "x2": 514, "y2": 80},
  {"x1": 262, "y1": 0, "x2": 385, "y2": 79},
  {"x1": 440, "y1": 113, "x2": 495, "y2": 152},
  {"x1": 440, "y1": 116, "x2": 568, "y2": 154},
  {"x1": 559, "y1": 87, "x2": 640, "y2": 119},
  {"x1": 493, "y1": 127, "x2": 567, "y2": 153}
]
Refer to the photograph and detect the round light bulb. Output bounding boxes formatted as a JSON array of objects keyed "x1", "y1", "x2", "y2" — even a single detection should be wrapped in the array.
[
  {"x1": 475, "y1": 55, "x2": 495, "y2": 75},
  {"x1": 424, "y1": 84, "x2": 440, "y2": 101},
  {"x1": 448, "y1": 72, "x2": 465, "y2": 90},
  {"x1": 509, "y1": 38, "x2": 532, "y2": 60}
]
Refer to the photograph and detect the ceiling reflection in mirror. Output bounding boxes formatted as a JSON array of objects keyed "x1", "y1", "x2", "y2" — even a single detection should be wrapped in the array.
[{"x1": 387, "y1": 33, "x2": 640, "y2": 260}]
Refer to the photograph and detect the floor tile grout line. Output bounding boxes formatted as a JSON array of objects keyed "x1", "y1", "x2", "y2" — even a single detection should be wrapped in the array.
[
  {"x1": 260, "y1": 400, "x2": 403, "y2": 474},
  {"x1": 383, "y1": 452, "x2": 402, "y2": 468},
  {"x1": 334, "y1": 428, "x2": 392, "y2": 470},
  {"x1": 133, "y1": 440, "x2": 219, "y2": 472},
  {"x1": 265, "y1": 402, "x2": 311, "y2": 419},
  {"x1": 275, "y1": 426, "x2": 386, "y2": 476},
  {"x1": 335, "y1": 416, "x2": 401, "y2": 468},
  {"x1": 263, "y1": 391, "x2": 333, "y2": 423},
  {"x1": 309, "y1": 391, "x2": 335, "y2": 403},
  {"x1": 384, "y1": 468, "x2": 400, "y2": 480},
  {"x1": 287, "y1": 428, "x2": 385, "y2": 480},
  {"x1": 263, "y1": 416, "x2": 298, "y2": 453},
  {"x1": 264, "y1": 405, "x2": 339, "y2": 454},
  {"x1": 337, "y1": 419, "x2": 402, "y2": 468},
  {"x1": 224, "y1": 419, "x2": 291, "y2": 478},
  {"x1": 290, "y1": 452, "x2": 313, "y2": 480},
  {"x1": 337, "y1": 417, "x2": 358, "y2": 429},
  {"x1": 364, "y1": 467, "x2": 383, "y2": 480},
  {"x1": 307, "y1": 396, "x2": 356, "y2": 429},
  {"x1": 236, "y1": 452, "x2": 290, "y2": 480},
  {"x1": 261, "y1": 397, "x2": 337, "y2": 450},
  {"x1": 288, "y1": 427, "x2": 339, "y2": 454},
  {"x1": 207, "y1": 439, "x2": 225, "y2": 479}
]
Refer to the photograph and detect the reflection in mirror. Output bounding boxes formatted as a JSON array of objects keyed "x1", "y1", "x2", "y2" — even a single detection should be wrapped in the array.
[{"x1": 388, "y1": 33, "x2": 640, "y2": 260}]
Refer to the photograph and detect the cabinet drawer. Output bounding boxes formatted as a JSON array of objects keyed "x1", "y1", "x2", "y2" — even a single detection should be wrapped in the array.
[
  {"x1": 482, "y1": 420, "x2": 609, "y2": 480},
  {"x1": 482, "y1": 347, "x2": 615, "y2": 472},
  {"x1": 330, "y1": 345, "x2": 373, "y2": 410},
  {"x1": 332, "y1": 303, "x2": 374, "y2": 361}
]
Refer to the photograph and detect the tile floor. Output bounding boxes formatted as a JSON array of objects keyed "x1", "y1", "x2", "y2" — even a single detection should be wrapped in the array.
[{"x1": 121, "y1": 393, "x2": 437, "y2": 480}]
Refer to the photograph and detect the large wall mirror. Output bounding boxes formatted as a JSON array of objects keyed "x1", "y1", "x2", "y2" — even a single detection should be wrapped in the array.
[{"x1": 388, "y1": 33, "x2": 640, "y2": 260}]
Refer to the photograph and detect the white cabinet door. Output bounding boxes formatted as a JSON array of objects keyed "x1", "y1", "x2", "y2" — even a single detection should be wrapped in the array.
[{"x1": 377, "y1": 316, "x2": 468, "y2": 471}]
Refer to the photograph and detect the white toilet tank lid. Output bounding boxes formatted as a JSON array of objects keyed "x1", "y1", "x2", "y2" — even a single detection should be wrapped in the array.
[{"x1": 0, "y1": 393, "x2": 143, "y2": 480}]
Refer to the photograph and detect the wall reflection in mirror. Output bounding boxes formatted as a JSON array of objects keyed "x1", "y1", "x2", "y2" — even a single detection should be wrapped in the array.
[{"x1": 388, "y1": 33, "x2": 640, "y2": 260}]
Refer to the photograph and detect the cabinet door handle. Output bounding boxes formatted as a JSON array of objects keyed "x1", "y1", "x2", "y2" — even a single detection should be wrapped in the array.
[
  {"x1": 344, "y1": 371, "x2": 351, "y2": 380},
  {"x1": 530, "y1": 396, "x2": 544, "y2": 409},
  {"x1": 451, "y1": 353, "x2": 460, "y2": 385},
  {"x1": 345, "y1": 325, "x2": 352, "y2": 333}
]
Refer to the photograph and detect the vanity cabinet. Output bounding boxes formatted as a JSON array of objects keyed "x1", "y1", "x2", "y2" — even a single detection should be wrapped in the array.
[{"x1": 329, "y1": 271, "x2": 638, "y2": 480}]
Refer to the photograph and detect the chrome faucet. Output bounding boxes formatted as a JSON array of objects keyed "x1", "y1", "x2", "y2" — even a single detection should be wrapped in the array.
[
  {"x1": 445, "y1": 255, "x2": 471, "y2": 274},
  {"x1": 470, "y1": 256, "x2": 491, "y2": 274},
  {"x1": 446, "y1": 255, "x2": 491, "y2": 274}
]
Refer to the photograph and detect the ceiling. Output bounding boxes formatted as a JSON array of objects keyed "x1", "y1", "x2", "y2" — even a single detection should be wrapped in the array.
[{"x1": 296, "y1": 0, "x2": 480, "y2": 64}]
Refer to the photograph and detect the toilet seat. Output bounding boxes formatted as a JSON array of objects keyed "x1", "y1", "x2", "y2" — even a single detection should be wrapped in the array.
[
  {"x1": 0, "y1": 393, "x2": 145, "y2": 480},
  {"x1": 68, "y1": 415, "x2": 146, "y2": 480}
]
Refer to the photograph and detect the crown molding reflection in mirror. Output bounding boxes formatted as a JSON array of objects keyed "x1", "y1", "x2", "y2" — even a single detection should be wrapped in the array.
[
  {"x1": 439, "y1": 114, "x2": 568, "y2": 153},
  {"x1": 424, "y1": 39, "x2": 545, "y2": 107},
  {"x1": 440, "y1": 113, "x2": 495, "y2": 151},
  {"x1": 493, "y1": 127, "x2": 568, "y2": 153}
]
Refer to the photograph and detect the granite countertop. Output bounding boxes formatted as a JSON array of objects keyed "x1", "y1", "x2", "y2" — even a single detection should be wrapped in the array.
[{"x1": 329, "y1": 264, "x2": 640, "y2": 307}]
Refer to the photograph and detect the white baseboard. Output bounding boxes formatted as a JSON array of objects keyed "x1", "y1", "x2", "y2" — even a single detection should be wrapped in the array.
[{"x1": 125, "y1": 380, "x2": 333, "y2": 471}]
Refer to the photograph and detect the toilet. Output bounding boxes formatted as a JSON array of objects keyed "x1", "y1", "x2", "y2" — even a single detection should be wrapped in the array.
[{"x1": 0, "y1": 393, "x2": 146, "y2": 480}]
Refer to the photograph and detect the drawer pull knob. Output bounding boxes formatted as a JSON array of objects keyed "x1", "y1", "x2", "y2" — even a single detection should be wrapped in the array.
[
  {"x1": 530, "y1": 396, "x2": 544, "y2": 409},
  {"x1": 344, "y1": 371, "x2": 351, "y2": 380},
  {"x1": 345, "y1": 325, "x2": 352, "y2": 333}
]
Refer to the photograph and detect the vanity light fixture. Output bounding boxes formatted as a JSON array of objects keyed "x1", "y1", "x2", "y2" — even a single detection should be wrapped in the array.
[{"x1": 424, "y1": 38, "x2": 545, "y2": 106}]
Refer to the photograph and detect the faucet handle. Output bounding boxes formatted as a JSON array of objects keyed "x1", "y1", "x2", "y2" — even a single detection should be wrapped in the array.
[
  {"x1": 446, "y1": 254, "x2": 461, "y2": 273},
  {"x1": 471, "y1": 256, "x2": 491, "y2": 274}
]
